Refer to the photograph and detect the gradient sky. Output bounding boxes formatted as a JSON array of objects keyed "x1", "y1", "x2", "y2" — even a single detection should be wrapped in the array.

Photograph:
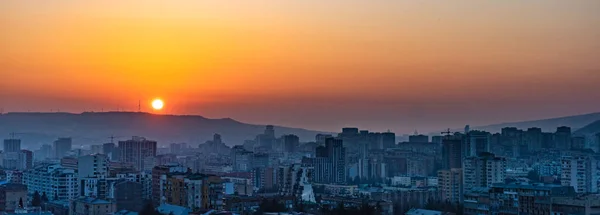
[{"x1": 1, "y1": 1, "x2": 599, "y2": 133}]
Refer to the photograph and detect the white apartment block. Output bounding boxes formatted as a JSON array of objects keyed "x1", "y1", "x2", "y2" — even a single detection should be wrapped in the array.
[{"x1": 23, "y1": 164, "x2": 79, "y2": 200}]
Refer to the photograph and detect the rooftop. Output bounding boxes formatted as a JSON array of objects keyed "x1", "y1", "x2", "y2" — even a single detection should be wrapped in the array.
[
  {"x1": 75, "y1": 197, "x2": 112, "y2": 205},
  {"x1": 406, "y1": 208, "x2": 444, "y2": 215}
]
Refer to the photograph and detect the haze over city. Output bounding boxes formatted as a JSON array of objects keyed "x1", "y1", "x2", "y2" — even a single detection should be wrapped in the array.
[{"x1": 2, "y1": 1, "x2": 600, "y2": 133}]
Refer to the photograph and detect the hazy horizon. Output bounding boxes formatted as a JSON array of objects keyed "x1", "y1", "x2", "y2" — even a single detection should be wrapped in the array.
[{"x1": 2, "y1": 1, "x2": 600, "y2": 133}]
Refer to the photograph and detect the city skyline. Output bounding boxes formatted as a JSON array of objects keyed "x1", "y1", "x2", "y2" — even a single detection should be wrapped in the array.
[{"x1": 2, "y1": 1, "x2": 600, "y2": 133}]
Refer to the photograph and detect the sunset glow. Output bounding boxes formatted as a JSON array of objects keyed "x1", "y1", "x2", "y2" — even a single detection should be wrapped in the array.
[
  {"x1": 152, "y1": 99, "x2": 164, "y2": 111},
  {"x1": 1, "y1": 1, "x2": 599, "y2": 132}
]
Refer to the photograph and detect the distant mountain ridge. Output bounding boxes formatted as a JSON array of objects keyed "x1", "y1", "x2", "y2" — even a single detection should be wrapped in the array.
[
  {"x1": 470, "y1": 112, "x2": 600, "y2": 133},
  {"x1": 0, "y1": 112, "x2": 328, "y2": 149},
  {"x1": 574, "y1": 119, "x2": 600, "y2": 136}
]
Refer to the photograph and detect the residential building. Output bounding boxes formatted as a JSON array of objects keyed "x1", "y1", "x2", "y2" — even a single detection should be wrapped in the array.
[
  {"x1": 409, "y1": 135, "x2": 429, "y2": 143},
  {"x1": 561, "y1": 153, "x2": 598, "y2": 193},
  {"x1": 463, "y1": 187, "x2": 490, "y2": 215},
  {"x1": 151, "y1": 164, "x2": 189, "y2": 204},
  {"x1": 555, "y1": 126, "x2": 572, "y2": 150},
  {"x1": 463, "y1": 153, "x2": 507, "y2": 191},
  {"x1": 438, "y1": 168, "x2": 463, "y2": 204},
  {"x1": 283, "y1": 134, "x2": 299, "y2": 153},
  {"x1": 78, "y1": 154, "x2": 109, "y2": 179},
  {"x1": 488, "y1": 183, "x2": 576, "y2": 215},
  {"x1": 278, "y1": 164, "x2": 316, "y2": 203},
  {"x1": 114, "y1": 180, "x2": 143, "y2": 212},
  {"x1": 70, "y1": 197, "x2": 116, "y2": 215},
  {"x1": 23, "y1": 164, "x2": 79, "y2": 200},
  {"x1": 119, "y1": 136, "x2": 157, "y2": 171},
  {"x1": 3, "y1": 139, "x2": 21, "y2": 153},
  {"x1": 442, "y1": 136, "x2": 462, "y2": 169},
  {"x1": 54, "y1": 138, "x2": 72, "y2": 159}
]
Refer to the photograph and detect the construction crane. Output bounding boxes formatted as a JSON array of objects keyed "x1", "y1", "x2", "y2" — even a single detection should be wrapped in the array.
[{"x1": 108, "y1": 135, "x2": 126, "y2": 144}]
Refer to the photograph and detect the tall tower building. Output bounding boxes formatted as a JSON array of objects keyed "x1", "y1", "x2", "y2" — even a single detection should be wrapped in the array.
[
  {"x1": 3, "y1": 139, "x2": 21, "y2": 153},
  {"x1": 283, "y1": 134, "x2": 299, "y2": 153},
  {"x1": 326, "y1": 138, "x2": 346, "y2": 184},
  {"x1": 555, "y1": 126, "x2": 572, "y2": 150},
  {"x1": 381, "y1": 132, "x2": 396, "y2": 149},
  {"x1": 438, "y1": 168, "x2": 463, "y2": 204},
  {"x1": 442, "y1": 136, "x2": 463, "y2": 169},
  {"x1": 466, "y1": 131, "x2": 491, "y2": 157},
  {"x1": 119, "y1": 136, "x2": 157, "y2": 171},
  {"x1": 561, "y1": 153, "x2": 598, "y2": 193},
  {"x1": 524, "y1": 127, "x2": 543, "y2": 152},
  {"x1": 54, "y1": 138, "x2": 72, "y2": 159},
  {"x1": 463, "y1": 152, "x2": 506, "y2": 191},
  {"x1": 78, "y1": 154, "x2": 109, "y2": 179}
]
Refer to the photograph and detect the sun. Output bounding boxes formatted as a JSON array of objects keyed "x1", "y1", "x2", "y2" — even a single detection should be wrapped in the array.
[{"x1": 152, "y1": 99, "x2": 164, "y2": 110}]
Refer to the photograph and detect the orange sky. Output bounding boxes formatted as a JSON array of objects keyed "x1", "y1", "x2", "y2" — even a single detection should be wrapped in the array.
[{"x1": 1, "y1": 1, "x2": 599, "y2": 132}]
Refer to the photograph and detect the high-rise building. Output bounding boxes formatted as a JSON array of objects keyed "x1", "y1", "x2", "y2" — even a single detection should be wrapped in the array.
[
  {"x1": 463, "y1": 152, "x2": 506, "y2": 191},
  {"x1": 3, "y1": 139, "x2": 21, "y2": 153},
  {"x1": 382, "y1": 132, "x2": 396, "y2": 149},
  {"x1": 555, "y1": 126, "x2": 572, "y2": 150},
  {"x1": 524, "y1": 127, "x2": 543, "y2": 152},
  {"x1": 438, "y1": 168, "x2": 463, "y2": 204},
  {"x1": 36, "y1": 144, "x2": 53, "y2": 161},
  {"x1": 409, "y1": 135, "x2": 429, "y2": 143},
  {"x1": 442, "y1": 136, "x2": 462, "y2": 169},
  {"x1": 431, "y1": 136, "x2": 443, "y2": 144},
  {"x1": 466, "y1": 131, "x2": 491, "y2": 157},
  {"x1": 54, "y1": 138, "x2": 72, "y2": 159},
  {"x1": 310, "y1": 138, "x2": 347, "y2": 184},
  {"x1": 18, "y1": 150, "x2": 33, "y2": 170},
  {"x1": 561, "y1": 153, "x2": 598, "y2": 193},
  {"x1": 118, "y1": 136, "x2": 157, "y2": 171},
  {"x1": 151, "y1": 164, "x2": 189, "y2": 204},
  {"x1": 23, "y1": 164, "x2": 79, "y2": 200},
  {"x1": 159, "y1": 173, "x2": 224, "y2": 210},
  {"x1": 78, "y1": 154, "x2": 109, "y2": 179},
  {"x1": 326, "y1": 138, "x2": 346, "y2": 184},
  {"x1": 283, "y1": 134, "x2": 299, "y2": 153},
  {"x1": 316, "y1": 134, "x2": 333, "y2": 144},
  {"x1": 254, "y1": 125, "x2": 276, "y2": 151},
  {"x1": 103, "y1": 142, "x2": 119, "y2": 161},
  {"x1": 278, "y1": 164, "x2": 315, "y2": 203},
  {"x1": 231, "y1": 146, "x2": 253, "y2": 172}
]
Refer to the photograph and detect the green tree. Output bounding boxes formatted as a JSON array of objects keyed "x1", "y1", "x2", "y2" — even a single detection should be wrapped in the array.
[
  {"x1": 32, "y1": 191, "x2": 42, "y2": 207},
  {"x1": 41, "y1": 192, "x2": 49, "y2": 202},
  {"x1": 139, "y1": 202, "x2": 159, "y2": 215}
]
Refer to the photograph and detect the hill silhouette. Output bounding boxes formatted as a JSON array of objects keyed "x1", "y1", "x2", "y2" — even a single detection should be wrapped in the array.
[
  {"x1": 574, "y1": 120, "x2": 600, "y2": 136},
  {"x1": 470, "y1": 112, "x2": 600, "y2": 133},
  {"x1": 0, "y1": 112, "x2": 328, "y2": 149}
]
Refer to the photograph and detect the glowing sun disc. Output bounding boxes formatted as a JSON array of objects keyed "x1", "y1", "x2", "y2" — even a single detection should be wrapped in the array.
[{"x1": 152, "y1": 99, "x2": 164, "y2": 110}]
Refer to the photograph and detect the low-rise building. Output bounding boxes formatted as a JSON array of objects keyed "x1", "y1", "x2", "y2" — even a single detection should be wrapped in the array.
[
  {"x1": 0, "y1": 183, "x2": 28, "y2": 212},
  {"x1": 70, "y1": 197, "x2": 116, "y2": 215}
]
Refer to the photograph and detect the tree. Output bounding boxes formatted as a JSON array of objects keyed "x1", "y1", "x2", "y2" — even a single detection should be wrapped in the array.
[
  {"x1": 32, "y1": 191, "x2": 42, "y2": 207},
  {"x1": 139, "y1": 202, "x2": 159, "y2": 215},
  {"x1": 19, "y1": 197, "x2": 24, "y2": 208},
  {"x1": 41, "y1": 192, "x2": 49, "y2": 202}
]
